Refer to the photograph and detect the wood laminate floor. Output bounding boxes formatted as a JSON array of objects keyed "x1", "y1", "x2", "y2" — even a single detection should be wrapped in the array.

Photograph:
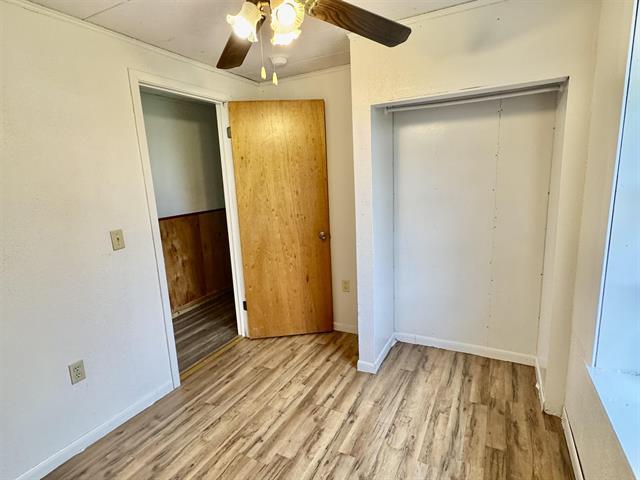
[
  {"x1": 173, "y1": 291, "x2": 237, "y2": 372},
  {"x1": 46, "y1": 332, "x2": 574, "y2": 480}
]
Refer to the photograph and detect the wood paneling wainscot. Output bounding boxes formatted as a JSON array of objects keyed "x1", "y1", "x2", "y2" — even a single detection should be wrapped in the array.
[{"x1": 159, "y1": 209, "x2": 232, "y2": 312}]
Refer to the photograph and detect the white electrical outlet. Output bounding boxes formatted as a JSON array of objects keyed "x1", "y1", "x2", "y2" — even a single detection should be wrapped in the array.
[
  {"x1": 110, "y1": 229, "x2": 125, "y2": 251},
  {"x1": 68, "y1": 360, "x2": 86, "y2": 385},
  {"x1": 342, "y1": 280, "x2": 351, "y2": 293}
]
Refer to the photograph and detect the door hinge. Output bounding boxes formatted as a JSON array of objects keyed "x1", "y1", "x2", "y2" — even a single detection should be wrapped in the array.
[
  {"x1": 226, "y1": 126, "x2": 232, "y2": 139},
  {"x1": 242, "y1": 300, "x2": 247, "y2": 311}
]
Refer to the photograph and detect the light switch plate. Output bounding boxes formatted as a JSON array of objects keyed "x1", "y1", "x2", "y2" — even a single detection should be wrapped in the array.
[
  {"x1": 110, "y1": 229, "x2": 125, "y2": 251},
  {"x1": 342, "y1": 280, "x2": 351, "y2": 293},
  {"x1": 68, "y1": 360, "x2": 86, "y2": 385}
]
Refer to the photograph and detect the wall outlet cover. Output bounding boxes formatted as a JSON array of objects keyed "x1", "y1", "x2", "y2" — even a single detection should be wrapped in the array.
[
  {"x1": 341, "y1": 280, "x2": 351, "y2": 293},
  {"x1": 110, "y1": 229, "x2": 125, "y2": 251},
  {"x1": 68, "y1": 360, "x2": 86, "y2": 385}
]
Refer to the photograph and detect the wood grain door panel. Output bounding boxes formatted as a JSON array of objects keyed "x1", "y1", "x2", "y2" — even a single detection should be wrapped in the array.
[{"x1": 229, "y1": 100, "x2": 333, "y2": 338}]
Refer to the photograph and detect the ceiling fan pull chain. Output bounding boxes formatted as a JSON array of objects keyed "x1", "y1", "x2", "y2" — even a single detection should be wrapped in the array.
[{"x1": 259, "y1": 25, "x2": 267, "y2": 80}]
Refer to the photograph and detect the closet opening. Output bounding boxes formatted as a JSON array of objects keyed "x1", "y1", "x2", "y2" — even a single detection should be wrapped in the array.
[
  {"x1": 365, "y1": 79, "x2": 569, "y2": 385},
  {"x1": 140, "y1": 87, "x2": 238, "y2": 377}
]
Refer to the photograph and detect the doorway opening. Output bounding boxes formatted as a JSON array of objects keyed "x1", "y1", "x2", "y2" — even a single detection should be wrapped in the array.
[{"x1": 140, "y1": 87, "x2": 238, "y2": 376}]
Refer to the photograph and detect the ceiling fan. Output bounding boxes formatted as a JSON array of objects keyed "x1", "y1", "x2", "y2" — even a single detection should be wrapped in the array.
[{"x1": 217, "y1": 0, "x2": 411, "y2": 76}]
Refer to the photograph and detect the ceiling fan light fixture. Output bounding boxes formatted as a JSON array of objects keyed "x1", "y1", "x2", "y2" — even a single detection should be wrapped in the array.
[
  {"x1": 226, "y1": 1, "x2": 263, "y2": 42},
  {"x1": 271, "y1": 30, "x2": 301, "y2": 46},
  {"x1": 270, "y1": 0, "x2": 304, "y2": 46},
  {"x1": 272, "y1": 0, "x2": 297, "y2": 27},
  {"x1": 217, "y1": 0, "x2": 412, "y2": 71}
]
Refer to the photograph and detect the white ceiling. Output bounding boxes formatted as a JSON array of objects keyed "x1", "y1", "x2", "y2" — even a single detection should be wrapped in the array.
[{"x1": 30, "y1": 0, "x2": 472, "y2": 81}]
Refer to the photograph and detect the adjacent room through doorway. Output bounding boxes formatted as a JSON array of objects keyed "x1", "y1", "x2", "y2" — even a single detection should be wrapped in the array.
[{"x1": 140, "y1": 89, "x2": 237, "y2": 374}]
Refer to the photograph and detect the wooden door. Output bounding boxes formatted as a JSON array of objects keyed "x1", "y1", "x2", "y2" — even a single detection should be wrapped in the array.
[{"x1": 228, "y1": 100, "x2": 333, "y2": 338}]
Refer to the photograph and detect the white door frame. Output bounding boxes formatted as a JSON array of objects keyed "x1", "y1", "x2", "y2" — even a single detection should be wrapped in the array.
[{"x1": 127, "y1": 69, "x2": 248, "y2": 388}]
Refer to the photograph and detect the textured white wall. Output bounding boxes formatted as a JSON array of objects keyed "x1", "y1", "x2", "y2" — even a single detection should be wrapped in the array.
[
  {"x1": 369, "y1": 108, "x2": 395, "y2": 370},
  {"x1": 350, "y1": 0, "x2": 636, "y2": 477},
  {"x1": 393, "y1": 94, "x2": 556, "y2": 361},
  {"x1": 567, "y1": 0, "x2": 637, "y2": 478},
  {"x1": 259, "y1": 66, "x2": 358, "y2": 334},
  {"x1": 349, "y1": 0, "x2": 601, "y2": 414},
  {"x1": 141, "y1": 92, "x2": 225, "y2": 218},
  {"x1": 0, "y1": 2, "x2": 256, "y2": 479},
  {"x1": 3, "y1": 0, "x2": 635, "y2": 478},
  {"x1": 0, "y1": 5, "x2": 357, "y2": 478}
]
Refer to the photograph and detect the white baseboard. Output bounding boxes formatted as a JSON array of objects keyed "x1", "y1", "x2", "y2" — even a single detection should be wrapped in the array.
[
  {"x1": 358, "y1": 332, "x2": 537, "y2": 375},
  {"x1": 395, "y1": 332, "x2": 537, "y2": 366},
  {"x1": 562, "y1": 407, "x2": 584, "y2": 480},
  {"x1": 534, "y1": 357, "x2": 546, "y2": 411},
  {"x1": 357, "y1": 334, "x2": 396, "y2": 374},
  {"x1": 333, "y1": 322, "x2": 358, "y2": 334},
  {"x1": 16, "y1": 381, "x2": 173, "y2": 480}
]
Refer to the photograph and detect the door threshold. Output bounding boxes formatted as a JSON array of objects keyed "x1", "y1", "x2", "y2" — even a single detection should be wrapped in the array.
[
  {"x1": 179, "y1": 336, "x2": 242, "y2": 381},
  {"x1": 171, "y1": 288, "x2": 234, "y2": 319}
]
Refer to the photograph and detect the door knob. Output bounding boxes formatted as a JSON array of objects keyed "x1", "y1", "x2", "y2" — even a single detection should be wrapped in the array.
[{"x1": 318, "y1": 231, "x2": 328, "y2": 241}]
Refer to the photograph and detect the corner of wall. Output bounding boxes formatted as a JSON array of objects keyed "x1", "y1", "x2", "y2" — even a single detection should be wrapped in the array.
[{"x1": 357, "y1": 333, "x2": 396, "y2": 374}]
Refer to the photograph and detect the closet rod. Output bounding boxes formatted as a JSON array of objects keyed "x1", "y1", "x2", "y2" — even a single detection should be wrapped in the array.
[{"x1": 385, "y1": 85, "x2": 562, "y2": 114}]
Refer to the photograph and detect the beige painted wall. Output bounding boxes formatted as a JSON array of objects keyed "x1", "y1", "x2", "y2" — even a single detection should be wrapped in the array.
[{"x1": 259, "y1": 66, "x2": 357, "y2": 334}]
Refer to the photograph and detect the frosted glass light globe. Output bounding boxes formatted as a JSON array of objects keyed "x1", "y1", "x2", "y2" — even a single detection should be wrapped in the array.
[
  {"x1": 226, "y1": 1, "x2": 262, "y2": 42},
  {"x1": 275, "y1": 3, "x2": 297, "y2": 27}
]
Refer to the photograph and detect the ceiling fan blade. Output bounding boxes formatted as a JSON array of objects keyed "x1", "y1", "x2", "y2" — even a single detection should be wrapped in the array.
[
  {"x1": 216, "y1": 15, "x2": 265, "y2": 69},
  {"x1": 307, "y1": 0, "x2": 411, "y2": 47}
]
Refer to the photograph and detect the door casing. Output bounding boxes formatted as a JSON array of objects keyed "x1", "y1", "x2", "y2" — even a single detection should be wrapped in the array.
[{"x1": 128, "y1": 69, "x2": 248, "y2": 388}]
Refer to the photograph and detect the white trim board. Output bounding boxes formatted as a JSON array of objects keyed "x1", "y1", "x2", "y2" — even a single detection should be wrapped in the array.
[
  {"x1": 216, "y1": 102, "x2": 250, "y2": 338},
  {"x1": 357, "y1": 331, "x2": 538, "y2": 373},
  {"x1": 535, "y1": 357, "x2": 547, "y2": 412},
  {"x1": 533, "y1": 358, "x2": 564, "y2": 417},
  {"x1": 394, "y1": 333, "x2": 537, "y2": 366},
  {"x1": 15, "y1": 382, "x2": 173, "y2": 480},
  {"x1": 357, "y1": 335, "x2": 397, "y2": 373},
  {"x1": 562, "y1": 408, "x2": 585, "y2": 480}
]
